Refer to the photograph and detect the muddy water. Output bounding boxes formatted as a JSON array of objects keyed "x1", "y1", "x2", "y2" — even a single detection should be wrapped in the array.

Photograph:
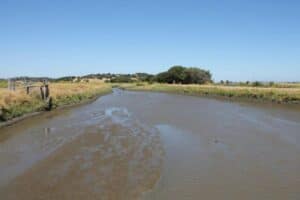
[{"x1": 0, "y1": 89, "x2": 300, "y2": 199}]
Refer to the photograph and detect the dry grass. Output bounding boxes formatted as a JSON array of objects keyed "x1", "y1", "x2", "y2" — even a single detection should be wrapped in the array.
[
  {"x1": 0, "y1": 80, "x2": 111, "y2": 121},
  {"x1": 271, "y1": 82, "x2": 300, "y2": 88},
  {"x1": 118, "y1": 83, "x2": 300, "y2": 104},
  {"x1": 49, "y1": 81, "x2": 111, "y2": 106},
  {"x1": 0, "y1": 89, "x2": 35, "y2": 109}
]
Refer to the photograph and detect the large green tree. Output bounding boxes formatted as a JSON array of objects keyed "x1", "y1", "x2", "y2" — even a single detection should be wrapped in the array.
[
  {"x1": 182, "y1": 67, "x2": 212, "y2": 84},
  {"x1": 167, "y1": 66, "x2": 186, "y2": 83},
  {"x1": 154, "y1": 66, "x2": 212, "y2": 84}
]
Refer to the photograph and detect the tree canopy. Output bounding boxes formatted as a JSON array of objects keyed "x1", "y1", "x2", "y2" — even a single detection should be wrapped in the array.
[{"x1": 154, "y1": 66, "x2": 212, "y2": 84}]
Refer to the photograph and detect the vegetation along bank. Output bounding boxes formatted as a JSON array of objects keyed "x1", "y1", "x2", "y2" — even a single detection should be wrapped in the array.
[
  {"x1": 0, "y1": 80, "x2": 111, "y2": 123},
  {"x1": 117, "y1": 83, "x2": 300, "y2": 105}
]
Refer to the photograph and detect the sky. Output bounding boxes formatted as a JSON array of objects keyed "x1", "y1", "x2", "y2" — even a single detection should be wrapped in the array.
[{"x1": 0, "y1": 0, "x2": 299, "y2": 81}]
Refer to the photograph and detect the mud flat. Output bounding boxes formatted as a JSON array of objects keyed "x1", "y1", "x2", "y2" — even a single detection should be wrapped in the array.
[{"x1": 0, "y1": 89, "x2": 300, "y2": 199}]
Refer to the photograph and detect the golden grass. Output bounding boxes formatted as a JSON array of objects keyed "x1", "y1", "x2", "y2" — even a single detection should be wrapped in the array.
[
  {"x1": 118, "y1": 83, "x2": 300, "y2": 104},
  {"x1": 0, "y1": 81, "x2": 112, "y2": 121},
  {"x1": 50, "y1": 81, "x2": 111, "y2": 105},
  {"x1": 271, "y1": 82, "x2": 300, "y2": 88}
]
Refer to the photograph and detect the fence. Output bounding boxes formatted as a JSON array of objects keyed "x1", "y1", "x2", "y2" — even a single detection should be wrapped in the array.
[{"x1": 7, "y1": 78, "x2": 52, "y2": 110}]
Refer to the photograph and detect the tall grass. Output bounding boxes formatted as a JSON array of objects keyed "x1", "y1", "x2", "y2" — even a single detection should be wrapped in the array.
[{"x1": 0, "y1": 81, "x2": 111, "y2": 121}]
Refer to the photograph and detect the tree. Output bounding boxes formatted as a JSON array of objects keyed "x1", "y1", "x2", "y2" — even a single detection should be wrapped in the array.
[
  {"x1": 182, "y1": 67, "x2": 212, "y2": 84},
  {"x1": 155, "y1": 72, "x2": 172, "y2": 83},
  {"x1": 154, "y1": 66, "x2": 212, "y2": 84},
  {"x1": 167, "y1": 66, "x2": 185, "y2": 83}
]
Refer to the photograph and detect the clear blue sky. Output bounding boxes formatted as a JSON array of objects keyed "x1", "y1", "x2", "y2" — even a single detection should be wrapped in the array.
[{"x1": 0, "y1": 0, "x2": 299, "y2": 81}]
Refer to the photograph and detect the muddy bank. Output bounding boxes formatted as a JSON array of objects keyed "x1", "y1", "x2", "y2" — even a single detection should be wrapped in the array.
[
  {"x1": 0, "y1": 90, "x2": 112, "y2": 129},
  {"x1": 0, "y1": 89, "x2": 300, "y2": 199}
]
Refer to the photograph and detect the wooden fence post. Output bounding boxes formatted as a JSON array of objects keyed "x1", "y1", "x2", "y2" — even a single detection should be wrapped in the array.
[
  {"x1": 26, "y1": 86, "x2": 30, "y2": 94},
  {"x1": 45, "y1": 84, "x2": 49, "y2": 99},
  {"x1": 40, "y1": 86, "x2": 45, "y2": 100},
  {"x1": 40, "y1": 81, "x2": 50, "y2": 101}
]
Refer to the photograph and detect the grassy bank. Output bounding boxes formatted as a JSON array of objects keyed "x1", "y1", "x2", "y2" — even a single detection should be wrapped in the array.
[
  {"x1": 118, "y1": 83, "x2": 300, "y2": 104},
  {"x1": 0, "y1": 81, "x2": 112, "y2": 122},
  {"x1": 0, "y1": 80, "x2": 7, "y2": 88}
]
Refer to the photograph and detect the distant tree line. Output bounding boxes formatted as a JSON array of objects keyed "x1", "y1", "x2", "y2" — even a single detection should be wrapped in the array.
[
  {"x1": 1, "y1": 66, "x2": 213, "y2": 85},
  {"x1": 108, "y1": 73, "x2": 153, "y2": 83},
  {"x1": 108, "y1": 66, "x2": 212, "y2": 84},
  {"x1": 5, "y1": 67, "x2": 297, "y2": 87}
]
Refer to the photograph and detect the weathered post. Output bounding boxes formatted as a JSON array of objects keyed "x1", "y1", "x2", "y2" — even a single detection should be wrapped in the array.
[
  {"x1": 40, "y1": 86, "x2": 45, "y2": 100},
  {"x1": 40, "y1": 80, "x2": 50, "y2": 100},
  {"x1": 26, "y1": 86, "x2": 30, "y2": 94},
  {"x1": 46, "y1": 97, "x2": 53, "y2": 111},
  {"x1": 40, "y1": 79, "x2": 52, "y2": 110},
  {"x1": 45, "y1": 84, "x2": 49, "y2": 99}
]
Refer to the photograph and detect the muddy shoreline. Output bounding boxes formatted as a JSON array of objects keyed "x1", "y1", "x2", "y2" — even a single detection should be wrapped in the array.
[{"x1": 0, "y1": 91, "x2": 112, "y2": 129}]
